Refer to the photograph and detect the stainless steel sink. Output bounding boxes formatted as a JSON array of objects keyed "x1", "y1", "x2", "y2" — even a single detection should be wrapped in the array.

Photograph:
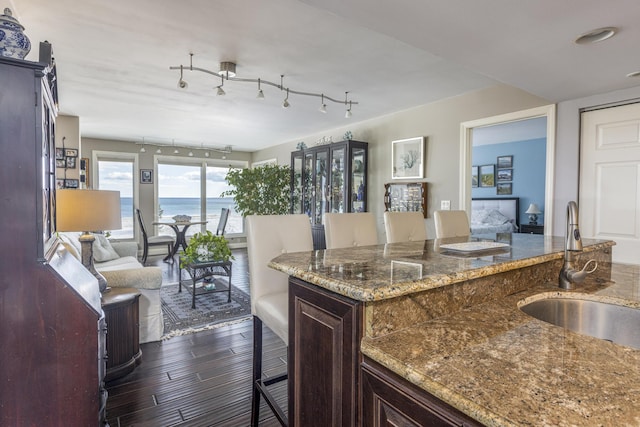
[{"x1": 520, "y1": 297, "x2": 640, "y2": 349}]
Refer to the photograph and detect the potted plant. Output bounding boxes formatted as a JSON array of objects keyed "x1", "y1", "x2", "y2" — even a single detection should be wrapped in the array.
[
  {"x1": 221, "y1": 163, "x2": 291, "y2": 216},
  {"x1": 180, "y1": 230, "x2": 233, "y2": 269}
]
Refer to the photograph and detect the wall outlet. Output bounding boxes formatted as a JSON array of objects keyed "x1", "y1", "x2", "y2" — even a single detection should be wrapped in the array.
[{"x1": 441, "y1": 200, "x2": 451, "y2": 210}]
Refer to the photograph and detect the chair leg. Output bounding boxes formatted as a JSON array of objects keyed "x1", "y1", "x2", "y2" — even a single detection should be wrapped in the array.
[
  {"x1": 141, "y1": 241, "x2": 149, "y2": 264},
  {"x1": 251, "y1": 316, "x2": 263, "y2": 427}
]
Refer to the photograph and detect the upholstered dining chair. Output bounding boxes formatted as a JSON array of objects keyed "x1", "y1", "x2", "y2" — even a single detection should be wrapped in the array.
[
  {"x1": 383, "y1": 211, "x2": 428, "y2": 243},
  {"x1": 323, "y1": 212, "x2": 378, "y2": 249},
  {"x1": 246, "y1": 214, "x2": 313, "y2": 426},
  {"x1": 433, "y1": 210, "x2": 471, "y2": 238},
  {"x1": 135, "y1": 208, "x2": 175, "y2": 264}
]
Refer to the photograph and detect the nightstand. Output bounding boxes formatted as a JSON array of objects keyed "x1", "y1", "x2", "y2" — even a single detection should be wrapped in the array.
[{"x1": 520, "y1": 224, "x2": 544, "y2": 235}]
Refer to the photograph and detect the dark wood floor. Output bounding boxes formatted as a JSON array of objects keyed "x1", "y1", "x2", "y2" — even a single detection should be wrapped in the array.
[{"x1": 106, "y1": 249, "x2": 287, "y2": 426}]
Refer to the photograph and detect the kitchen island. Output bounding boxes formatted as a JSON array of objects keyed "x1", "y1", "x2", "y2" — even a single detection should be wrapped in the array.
[{"x1": 270, "y1": 233, "x2": 640, "y2": 426}]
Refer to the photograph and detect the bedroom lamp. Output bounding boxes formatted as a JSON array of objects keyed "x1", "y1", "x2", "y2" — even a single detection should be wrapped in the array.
[
  {"x1": 57, "y1": 189, "x2": 122, "y2": 293},
  {"x1": 525, "y1": 203, "x2": 542, "y2": 225}
]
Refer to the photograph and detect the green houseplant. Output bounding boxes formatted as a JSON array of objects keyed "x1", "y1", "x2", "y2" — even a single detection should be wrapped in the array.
[
  {"x1": 221, "y1": 163, "x2": 291, "y2": 216},
  {"x1": 180, "y1": 230, "x2": 233, "y2": 268}
]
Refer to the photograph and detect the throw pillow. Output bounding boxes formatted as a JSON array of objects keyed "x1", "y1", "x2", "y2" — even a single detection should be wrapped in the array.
[
  {"x1": 484, "y1": 209, "x2": 510, "y2": 225},
  {"x1": 92, "y1": 233, "x2": 120, "y2": 262}
]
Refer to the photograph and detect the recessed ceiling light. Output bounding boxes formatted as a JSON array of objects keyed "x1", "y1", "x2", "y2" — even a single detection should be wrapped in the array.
[
  {"x1": 626, "y1": 71, "x2": 640, "y2": 78},
  {"x1": 575, "y1": 27, "x2": 618, "y2": 44}
]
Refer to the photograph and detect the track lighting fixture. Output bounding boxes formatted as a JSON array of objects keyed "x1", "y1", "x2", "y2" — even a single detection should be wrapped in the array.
[
  {"x1": 177, "y1": 65, "x2": 188, "y2": 89},
  {"x1": 170, "y1": 54, "x2": 359, "y2": 115},
  {"x1": 216, "y1": 75, "x2": 226, "y2": 96},
  {"x1": 283, "y1": 88, "x2": 290, "y2": 108},
  {"x1": 257, "y1": 78, "x2": 265, "y2": 99},
  {"x1": 344, "y1": 92, "x2": 352, "y2": 118},
  {"x1": 136, "y1": 140, "x2": 232, "y2": 157}
]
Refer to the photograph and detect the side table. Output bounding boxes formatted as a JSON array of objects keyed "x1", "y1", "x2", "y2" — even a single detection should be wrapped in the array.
[
  {"x1": 179, "y1": 258, "x2": 232, "y2": 309},
  {"x1": 102, "y1": 287, "x2": 142, "y2": 382},
  {"x1": 520, "y1": 224, "x2": 544, "y2": 235}
]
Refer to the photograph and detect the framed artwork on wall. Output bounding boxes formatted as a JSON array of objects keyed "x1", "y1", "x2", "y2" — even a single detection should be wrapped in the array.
[
  {"x1": 497, "y1": 155, "x2": 513, "y2": 169},
  {"x1": 140, "y1": 169, "x2": 153, "y2": 184},
  {"x1": 392, "y1": 136, "x2": 424, "y2": 179},
  {"x1": 497, "y1": 168, "x2": 512, "y2": 182},
  {"x1": 479, "y1": 164, "x2": 495, "y2": 187},
  {"x1": 471, "y1": 166, "x2": 479, "y2": 187},
  {"x1": 64, "y1": 179, "x2": 79, "y2": 189},
  {"x1": 497, "y1": 182, "x2": 512, "y2": 195},
  {"x1": 65, "y1": 156, "x2": 77, "y2": 169}
]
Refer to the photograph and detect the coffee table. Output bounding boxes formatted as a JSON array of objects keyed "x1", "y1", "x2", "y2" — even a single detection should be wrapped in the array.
[{"x1": 179, "y1": 258, "x2": 232, "y2": 309}]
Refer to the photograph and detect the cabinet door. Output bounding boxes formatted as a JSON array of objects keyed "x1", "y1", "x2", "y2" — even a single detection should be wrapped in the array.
[
  {"x1": 314, "y1": 149, "x2": 329, "y2": 224},
  {"x1": 289, "y1": 277, "x2": 362, "y2": 427},
  {"x1": 350, "y1": 146, "x2": 367, "y2": 213},
  {"x1": 291, "y1": 152, "x2": 303, "y2": 214},
  {"x1": 330, "y1": 145, "x2": 346, "y2": 214},
  {"x1": 362, "y1": 358, "x2": 481, "y2": 427},
  {"x1": 303, "y1": 152, "x2": 313, "y2": 218}
]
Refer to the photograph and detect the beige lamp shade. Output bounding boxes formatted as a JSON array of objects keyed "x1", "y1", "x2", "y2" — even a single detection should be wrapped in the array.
[{"x1": 57, "y1": 189, "x2": 122, "y2": 232}]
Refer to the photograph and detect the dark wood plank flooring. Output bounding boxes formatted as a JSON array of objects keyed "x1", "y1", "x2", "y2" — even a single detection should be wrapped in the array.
[{"x1": 106, "y1": 249, "x2": 287, "y2": 426}]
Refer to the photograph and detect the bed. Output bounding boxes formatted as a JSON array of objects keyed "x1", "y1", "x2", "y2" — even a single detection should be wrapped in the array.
[{"x1": 470, "y1": 197, "x2": 520, "y2": 234}]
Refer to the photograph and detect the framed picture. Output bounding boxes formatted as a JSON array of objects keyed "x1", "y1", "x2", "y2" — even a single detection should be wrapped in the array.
[
  {"x1": 471, "y1": 165, "x2": 479, "y2": 188},
  {"x1": 479, "y1": 164, "x2": 495, "y2": 187},
  {"x1": 80, "y1": 158, "x2": 89, "y2": 188},
  {"x1": 496, "y1": 168, "x2": 513, "y2": 182},
  {"x1": 55, "y1": 147, "x2": 65, "y2": 160},
  {"x1": 64, "y1": 179, "x2": 79, "y2": 189},
  {"x1": 56, "y1": 179, "x2": 65, "y2": 189},
  {"x1": 65, "y1": 156, "x2": 77, "y2": 169},
  {"x1": 55, "y1": 159, "x2": 66, "y2": 168},
  {"x1": 65, "y1": 148, "x2": 78, "y2": 158},
  {"x1": 497, "y1": 182, "x2": 512, "y2": 195},
  {"x1": 392, "y1": 136, "x2": 424, "y2": 179},
  {"x1": 497, "y1": 155, "x2": 513, "y2": 169},
  {"x1": 140, "y1": 169, "x2": 153, "y2": 184}
]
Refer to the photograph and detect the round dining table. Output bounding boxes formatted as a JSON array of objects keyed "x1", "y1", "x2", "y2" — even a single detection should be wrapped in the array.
[{"x1": 152, "y1": 220, "x2": 207, "y2": 261}]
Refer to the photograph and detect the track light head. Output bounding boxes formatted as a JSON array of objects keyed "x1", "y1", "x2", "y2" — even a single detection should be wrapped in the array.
[
  {"x1": 319, "y1": 94, "x2": 327, "y2": 113},
  {"x1": 177, "y1": 65, "x2": 188, "y2": 89},
  {"x1": 283, "y1": 88, "x2": 290, "y2": 108},
  {"x1": 217, "y1": 85, "x2": 226, "y2": 96},
  {"x1": 140, "y1": 146, "x2": 146, "y2": 153}
]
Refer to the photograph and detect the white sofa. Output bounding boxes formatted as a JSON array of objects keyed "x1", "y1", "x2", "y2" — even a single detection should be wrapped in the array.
[{"x1": 59, "y1": 232, "x2": 164, "y2": 343}]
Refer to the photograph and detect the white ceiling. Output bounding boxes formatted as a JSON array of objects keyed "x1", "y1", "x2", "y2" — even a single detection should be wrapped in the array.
[{"x1": 10, "y1": 0, "x2": 640, "y2": 152}]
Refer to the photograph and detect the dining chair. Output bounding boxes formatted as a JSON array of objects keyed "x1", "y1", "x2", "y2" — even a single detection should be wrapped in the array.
[
  {"x1": 433, "y1": 210, "x2": 471, "y2": 238},
  {"x1": 215, "y1": 207, "x2": 230, "y2": 235},
  {"x1": 383, "y1": 211, "x2": 428, "y2": 243},
  {"x1": 323, "y1": 212, "x2": 378, "y2": 249},
  {"x1": 246, "y1": 214, "x2": 313, "y2": 426},
  {"x1": 135, "y1": 208, "x2": 175, "y2": 264}
]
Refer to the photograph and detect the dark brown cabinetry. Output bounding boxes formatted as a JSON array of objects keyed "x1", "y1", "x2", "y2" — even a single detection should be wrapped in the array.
[
  {"x1": 288, "y1": 277, "x2": 363, "y2": 426},
  {"x1": 362, "y1": 358, "x2": 482, "y2": 427},
  {"x1": 291, "y1": 140, "x2": 368, "y2": 249},
  {"x1": 0, "y1": 55, "x2": 107, "y2": 425},
  {"x1": 103, "y1": 288, "x2": 142, "y2": 382}
]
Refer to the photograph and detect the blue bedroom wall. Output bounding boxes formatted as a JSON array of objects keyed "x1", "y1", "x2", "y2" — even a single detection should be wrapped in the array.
[{"x1": 472, "y1": 138, "x2": 546, "y2": 226}]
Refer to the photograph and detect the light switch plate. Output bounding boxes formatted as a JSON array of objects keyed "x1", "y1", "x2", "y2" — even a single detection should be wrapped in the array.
[{"x1": 441, "y1": 200, "x2": 451, "y2": 210}]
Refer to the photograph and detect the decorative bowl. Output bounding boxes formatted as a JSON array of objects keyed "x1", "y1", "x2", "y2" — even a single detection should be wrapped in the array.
[{"x1": 172, "y1": 215, "x2": 192, "y2": 223}]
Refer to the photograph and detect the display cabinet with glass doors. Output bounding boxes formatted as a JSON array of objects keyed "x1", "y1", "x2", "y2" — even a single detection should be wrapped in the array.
[{"x1": 291, "y1": 140, "x2": 368, "y2": 249}]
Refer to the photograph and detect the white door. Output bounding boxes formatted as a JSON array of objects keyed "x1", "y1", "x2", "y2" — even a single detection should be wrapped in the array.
[{"x1": 580, "y1": 102, "x2": 640, "y2": 265}]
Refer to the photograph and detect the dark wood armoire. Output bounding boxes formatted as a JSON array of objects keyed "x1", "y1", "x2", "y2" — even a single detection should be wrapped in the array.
[{"x1": 0, "y1": 54, "x2": 108, "y2": 425}]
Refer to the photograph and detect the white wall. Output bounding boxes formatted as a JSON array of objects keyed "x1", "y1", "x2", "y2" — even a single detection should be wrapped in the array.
[{"x1": 255, "y1": 84, "x2": 549, "y2": 241}]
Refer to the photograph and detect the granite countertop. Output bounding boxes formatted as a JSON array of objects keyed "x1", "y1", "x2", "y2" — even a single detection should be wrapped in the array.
[
  {"x1": 361, "y1": 263, "x2": 640, "y2": 426},
  {"x1": 269, "y1": 234, "x2": 613, "y2": 302}
]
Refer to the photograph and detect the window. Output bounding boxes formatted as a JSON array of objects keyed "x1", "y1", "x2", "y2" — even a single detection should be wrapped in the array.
[
  {"x1": 156, "y1": 159, "x2": 245, "y2": 237},
  {"x1": 96, "y1": 157, "x2": 135, "y2": 239}
]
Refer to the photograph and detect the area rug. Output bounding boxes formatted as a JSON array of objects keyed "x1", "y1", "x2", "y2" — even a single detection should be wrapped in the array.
[{"x1": 160, "y1": 280, "x2": 252, "y2": 339}]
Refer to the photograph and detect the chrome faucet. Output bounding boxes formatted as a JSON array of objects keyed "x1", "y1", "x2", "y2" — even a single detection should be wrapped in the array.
[{"x1": 559, "y1": 201, "x2": 597, "y2": 289}]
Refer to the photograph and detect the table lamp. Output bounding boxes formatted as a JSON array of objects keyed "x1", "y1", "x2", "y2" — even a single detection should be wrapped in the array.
[
  {"x1": 525, "y1": 203, "x2": 542, "y2": 225},
  {"x1": 57, "y1": 189, "x2": 122, "y2": 293}
]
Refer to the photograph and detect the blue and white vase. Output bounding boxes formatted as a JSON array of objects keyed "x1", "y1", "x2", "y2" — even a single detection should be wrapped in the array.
[{"x1": 0, "y1": 8, "x2": 31, "y2": 59}]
